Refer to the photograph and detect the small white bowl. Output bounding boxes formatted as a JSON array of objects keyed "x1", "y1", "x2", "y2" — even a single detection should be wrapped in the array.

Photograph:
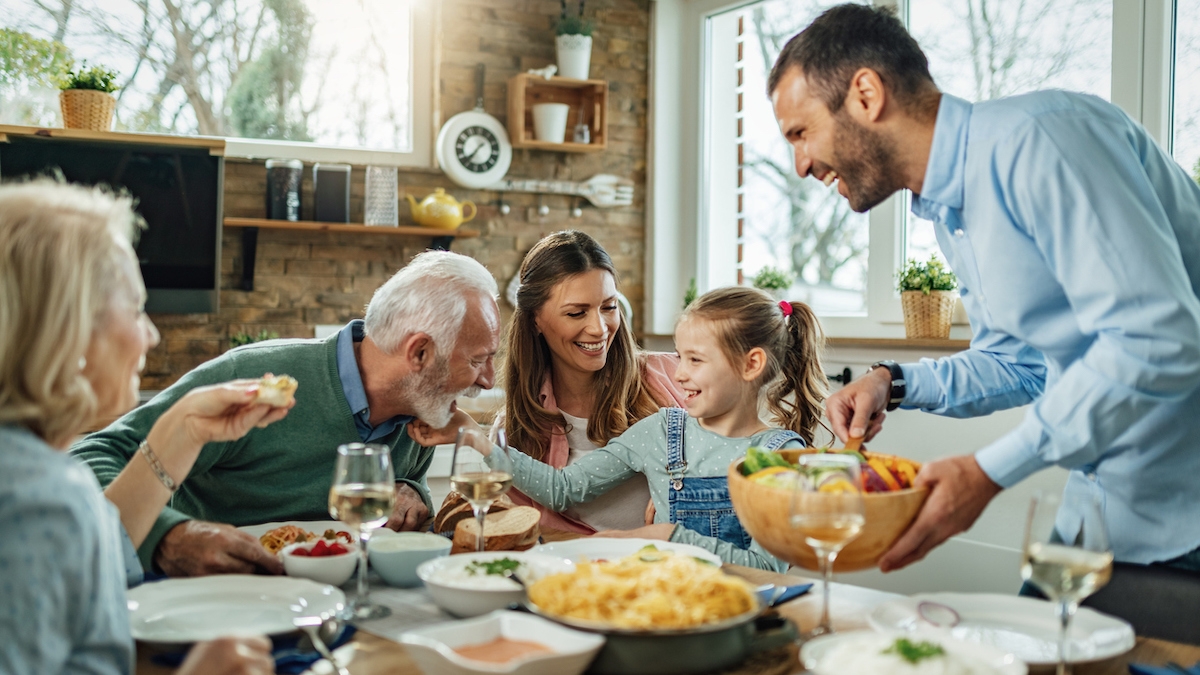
[
  {"x1": 400, "y1": 609, "x2": 604, "y2": 675},
  {"x1": 417, "y1": 552, "x2": 574, "y2": 618},
  {"x1": 800, "y1": 629, "x2": 1027, "y2": 675},
  {"x1": 281, "y1": 541, "x2": 358, "y2": 586},
  {"x1": 370, "y1": 531, "x2": 452, "y2": 587}
]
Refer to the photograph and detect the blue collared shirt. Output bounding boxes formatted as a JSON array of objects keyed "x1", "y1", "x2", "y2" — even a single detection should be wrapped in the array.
[
  {"x1": 336, "y1": 320, "x2": 413, "y2": 442},
  {"x1": 905, "y1": 92, "x2": 1200, "y2": 564}
]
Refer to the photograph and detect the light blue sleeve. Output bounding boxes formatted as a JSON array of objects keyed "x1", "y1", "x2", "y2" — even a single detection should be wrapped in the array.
[
  {"x1": 972, "y1": 115, "x2": 1200, "y2": 487},
  {"x1": 500, "y1": 436, "x2": 644, "y2": 512},
  {"x1": 669, "y1": 527, "x2": 788, "y2": 572},
  {"x1": 119, "y1": 520, "x2": 145, "y2": 588}
]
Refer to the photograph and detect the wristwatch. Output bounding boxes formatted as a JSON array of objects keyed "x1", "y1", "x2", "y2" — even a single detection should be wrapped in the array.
[{"x1": 870, "y1": 360, "x2": 906, "y2": 411}]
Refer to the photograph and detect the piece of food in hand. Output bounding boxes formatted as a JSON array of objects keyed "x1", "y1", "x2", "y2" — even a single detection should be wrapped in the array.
[
  {"x1": 435, "y1": 490, "x2": 514, "y2": 536},
  {"x1": 254, "y1": 374, "x2": 298, "y2": 406},
  {"x1": 451, "y1": 506, "x2": 540, "y2": 554}
]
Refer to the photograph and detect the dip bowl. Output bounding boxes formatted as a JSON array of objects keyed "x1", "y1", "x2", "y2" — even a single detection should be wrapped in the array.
[
  {"x1": 417, "y1": 552, "x2": 574, "y2": 618},
  {"x1": 369, "y1": 531, "x2": 452, "y2": 587},
  {"x1": 400, "y1": 609, "x2": 604, "y2": 675}
]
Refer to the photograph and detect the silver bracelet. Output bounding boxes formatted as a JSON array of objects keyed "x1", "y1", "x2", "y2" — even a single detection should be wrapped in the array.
[{"x1": 138, "y1": 439, "x2": 179, "y2": 493}]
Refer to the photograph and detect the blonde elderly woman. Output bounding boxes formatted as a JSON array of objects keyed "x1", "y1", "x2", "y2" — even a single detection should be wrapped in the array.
[{"x1": 0, "y1": 181, "x2": 291, "y2": 674}]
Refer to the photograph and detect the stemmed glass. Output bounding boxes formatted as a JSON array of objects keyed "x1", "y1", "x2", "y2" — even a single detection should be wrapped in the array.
[
  {"x1": 1021, "y1": 492, "x2": 1112, "y2": 675},
  {"x1": 789, "y1": 453, "x2": 866, "y2": 638},
  {"x1": 450, "y1": 425, "x2": 513, "y2": 552},
  {"x1": 328, "y1": 443, "x2": 396, "y2": 620}
]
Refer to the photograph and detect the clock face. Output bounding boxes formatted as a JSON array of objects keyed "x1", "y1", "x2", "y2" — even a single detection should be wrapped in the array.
[{"x1": 455, "y1": 126, "x2": 500, "y2": 173}]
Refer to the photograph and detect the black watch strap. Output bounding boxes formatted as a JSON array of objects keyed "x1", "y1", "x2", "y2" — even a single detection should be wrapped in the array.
[{"x1": 871, "y1": 360, "x2": 906, "y2": 411}]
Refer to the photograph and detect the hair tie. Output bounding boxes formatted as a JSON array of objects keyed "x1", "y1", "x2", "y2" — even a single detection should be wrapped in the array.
[{"x1": 779, "y1": 300, "x2": 793, "y2": 317}]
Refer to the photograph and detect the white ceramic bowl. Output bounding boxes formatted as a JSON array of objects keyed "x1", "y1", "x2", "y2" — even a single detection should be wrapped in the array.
[
  {"x1": 417, "y1": 552, "x2": 574, "y2": 618},
  {"x1": 281, "y1": 540, "x2": 358, "y2": 586},
  {"x1": 400, "y1": 609, "x2": 604, "y2": 675},
  {"x1": 800, "y1": 629, "x2": 1027, "y2": 675},
  {"x1": 370, "y1": 531, "x2": 452, "y2": 587}
]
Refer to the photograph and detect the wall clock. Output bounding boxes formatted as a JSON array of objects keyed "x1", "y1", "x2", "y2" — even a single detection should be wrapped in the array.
[{"x1": 436, "y1": 64, "x2": 512, "y2": 189}]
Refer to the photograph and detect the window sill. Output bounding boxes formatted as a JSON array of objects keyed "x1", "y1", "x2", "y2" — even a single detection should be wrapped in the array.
[{"x1": 827, "y1": 337, "x2": 970, "y2": 351}]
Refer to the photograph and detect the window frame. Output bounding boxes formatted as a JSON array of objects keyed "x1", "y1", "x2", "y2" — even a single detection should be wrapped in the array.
[{"x1": 647, "y1": 0, "x2": 1179, "y2": 338}]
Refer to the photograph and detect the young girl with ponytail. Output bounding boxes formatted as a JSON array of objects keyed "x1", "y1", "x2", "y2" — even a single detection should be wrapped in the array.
[{"x1": 419, "y1": 286, "x2": 828, "y2": 570}]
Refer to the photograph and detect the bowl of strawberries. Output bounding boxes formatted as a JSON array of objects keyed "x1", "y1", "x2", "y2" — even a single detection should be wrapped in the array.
[{"x1": 281, "y1": 537, "x2": 359, "y2": 586}]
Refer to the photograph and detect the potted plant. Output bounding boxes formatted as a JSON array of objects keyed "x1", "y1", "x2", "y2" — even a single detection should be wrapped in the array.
[
  {"x1": 59, "y1": 62, "x2": 119, "y2": 131},
  {"x1": 752, "y1": 266, "x2": 793, "y2": 300},
  {"x1": 896, "y1": 255, "x2": 958, "y2": 339},
  {"x1": 556, "y1": 0, "x2": 593, "y2": 80}
]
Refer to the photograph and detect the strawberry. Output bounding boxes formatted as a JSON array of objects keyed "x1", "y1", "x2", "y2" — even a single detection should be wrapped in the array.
[
  {"x1": 290, "y1": 547, "x2": 310, "y2": 557},
  {"x1": 311, "y1": 539, "x2": 330, "y2": 556},
  {"x1": 327, "y1": 543, "x2": 349, "y2": 556}
]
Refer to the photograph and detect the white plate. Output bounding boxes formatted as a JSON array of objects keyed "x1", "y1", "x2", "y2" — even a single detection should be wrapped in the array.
[
  {"x1": 529, "y1": 537, "x2": 723, "y2": 566},
  {"x1": 801, "y1": 629, "x2": 1027, "y2": 675},
  {"x1": 238, "y1": 520, "x2": 352, "y2": 540},
  {"x1": 127, "y1": 575, "x2": 345, "y2": 643},
  {"x1": 868, "y1": 593, "x2": 1136, "y2": 665}
]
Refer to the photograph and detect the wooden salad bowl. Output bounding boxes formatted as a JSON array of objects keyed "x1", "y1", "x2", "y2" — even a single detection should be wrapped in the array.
[{"x1": 728, "y1": 448, "x2": 928, "y2": 572}]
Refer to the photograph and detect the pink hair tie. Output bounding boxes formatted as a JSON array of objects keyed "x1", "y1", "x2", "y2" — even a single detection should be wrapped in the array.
[{"x1": 779, "y1": 300, "x2": 793, "y2": 317}]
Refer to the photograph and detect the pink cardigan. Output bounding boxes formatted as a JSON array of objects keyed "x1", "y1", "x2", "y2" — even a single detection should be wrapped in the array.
[{"x1": 500, "y1": 352, "x2": 687, "y2": 534}]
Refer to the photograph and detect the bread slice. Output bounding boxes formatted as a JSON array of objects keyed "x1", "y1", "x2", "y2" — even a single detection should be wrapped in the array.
[
  {"x1": 451, "y1": 505, "x2": 541, "y2": 554},
  {"x1": 255, "y1": 374, "x2": 298, "y2": 406},
  {"x1": 435, "y1": 491, "x2": 513, "y2": 536}
]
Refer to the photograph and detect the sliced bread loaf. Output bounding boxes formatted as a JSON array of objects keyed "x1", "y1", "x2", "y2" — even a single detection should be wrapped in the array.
[{"x1": 451, "y1": 505, "x2": 541, "y2": 554}]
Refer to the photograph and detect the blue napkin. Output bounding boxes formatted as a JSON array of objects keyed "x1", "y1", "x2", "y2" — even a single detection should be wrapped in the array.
[
  {"x1": 1129, "y1": 661, "x2": 1200, "y2": 675},
  {"x1": 150, "y1": 625, "x2": 357, "y2": 674}
]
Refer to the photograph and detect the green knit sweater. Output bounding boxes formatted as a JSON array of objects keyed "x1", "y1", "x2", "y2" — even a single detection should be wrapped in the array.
[{"x1": 70, "y1": 334, "x2": 433, "y2": 570}]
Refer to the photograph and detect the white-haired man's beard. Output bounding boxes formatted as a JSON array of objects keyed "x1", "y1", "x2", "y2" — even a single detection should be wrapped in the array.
[{"x1": 402, "y1": 356, "x2": 480, "y2": 428}]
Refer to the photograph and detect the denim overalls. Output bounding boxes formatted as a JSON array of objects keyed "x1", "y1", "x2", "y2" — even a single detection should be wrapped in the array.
[{"x1": 664, "y1": 408, "x2": 801, "y2": 549}]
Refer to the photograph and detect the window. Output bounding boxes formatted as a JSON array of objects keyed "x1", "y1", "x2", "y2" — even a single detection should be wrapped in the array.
[
  {"x1": 1176, "y1": 0, "x2": 1200, "y2": 177},
  {"x1": 0, "y1": 0, "x2": 434, "y2": 166}
]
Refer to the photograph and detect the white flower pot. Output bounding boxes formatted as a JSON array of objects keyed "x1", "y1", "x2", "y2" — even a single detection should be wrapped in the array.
[
  {"x1": 556, "y1": 34, "x2": 593, "y2": 80},
  {"x1": 532, "y1": 103, "x2": 570, "y2": 143}
]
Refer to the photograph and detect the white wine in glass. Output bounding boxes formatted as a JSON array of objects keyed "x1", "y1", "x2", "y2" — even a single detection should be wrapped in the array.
[
  {"x1": 1021, "y1": 492, "x2": 1112, "y2": 675},
  {"x1": 450, "y1": 425, "x2": 513, "y2": 552},
  {"x1": 790, "y1": 453, "x2": 865, "y2": 639},
  {"x1": 329, "y1": 443, "x2": 396, "y2": 620}
]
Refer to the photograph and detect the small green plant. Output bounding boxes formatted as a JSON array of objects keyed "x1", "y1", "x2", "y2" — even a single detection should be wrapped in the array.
[
  {"x1": 897, "y1": 255, "x2": 957, "y2": 295},
  {"x1": 59, "y1": 62, "x2": 119, "y2": 93},
  {"x1": 682, "y1": 277, "x2": 698, "y2": 309},
  {"x1": 752, "y1": 266, "x2": 793, "y2": 292},
  {"x1": 556, "y1": 0, "x2": 594, "y2": 36},
  {"x1": 229, "y1": 330, "x2": 279, "y2": 348}
]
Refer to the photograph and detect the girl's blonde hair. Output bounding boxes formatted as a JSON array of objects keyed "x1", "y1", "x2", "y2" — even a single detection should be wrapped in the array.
[
  {"x1": 502, "y1": 231, "x2": 662, "y2": 461},
  {"x1": 680, "y1": 287, "x2": 828, "y2": 445},
  {"x1": 0, "y1": 180, "x2": 140, "y2": 447}
]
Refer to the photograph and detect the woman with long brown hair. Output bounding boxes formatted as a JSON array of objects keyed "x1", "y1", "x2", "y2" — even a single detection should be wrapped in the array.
[{"x1": 497, "y1": 231, "x2": 685, "y2": 533}]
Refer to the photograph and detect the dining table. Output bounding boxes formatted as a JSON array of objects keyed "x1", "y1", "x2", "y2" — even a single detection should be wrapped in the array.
[{"x1": 135, "y1": 530, "x2": 1200, "y2": 675}]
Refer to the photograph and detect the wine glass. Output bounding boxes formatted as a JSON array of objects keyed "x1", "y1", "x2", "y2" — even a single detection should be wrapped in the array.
[
  {"x1": 1021, "y1": 492, "x2": 1112, "y2": 675},
  {"x1": 450, "y1": 425, "x2": 514, "y2": 552},
  {"x1": 789, "y1": 453, "x2": 866, "y2": 638},
  {"x1": 328, "y1": 442, "x2": 396, "y2": 620}
]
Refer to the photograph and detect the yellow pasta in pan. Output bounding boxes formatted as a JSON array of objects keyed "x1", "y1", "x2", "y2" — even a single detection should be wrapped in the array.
[{"x1": 527, "y1": 548, "x2": 758, "y2": 630}]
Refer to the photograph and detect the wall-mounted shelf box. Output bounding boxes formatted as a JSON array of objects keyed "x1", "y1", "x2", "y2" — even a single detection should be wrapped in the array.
[{"x1": 507, "y1": 74, "x2": 607, "y2": 152}]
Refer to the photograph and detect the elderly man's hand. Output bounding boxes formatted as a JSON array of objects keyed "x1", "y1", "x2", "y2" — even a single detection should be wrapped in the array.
[
  {"x1": 178, "y1": 635, "x2": 275, "y2": 675},
  {"x1": 878, "y1": 455, "x2": 1003, "y2": 572},
  {"x1": 155, "y1": 521, "x2": 284, "y2": 577},
  {"x1": 385, "y1": 483, "x2": 431, "y2": 531}
]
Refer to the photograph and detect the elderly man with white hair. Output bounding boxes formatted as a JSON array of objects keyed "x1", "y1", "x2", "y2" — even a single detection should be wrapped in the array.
[{"x1": 72, "y1": 250, "x2": 501, "y2": 577}]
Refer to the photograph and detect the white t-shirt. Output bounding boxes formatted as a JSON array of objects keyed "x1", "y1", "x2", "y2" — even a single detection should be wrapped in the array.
[{"x1": 560, "y1": 411, "x2": 652, "y2": 532}]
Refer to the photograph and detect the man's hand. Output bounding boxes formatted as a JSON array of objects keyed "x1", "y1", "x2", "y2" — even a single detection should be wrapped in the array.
[
  {"x1": 878, "y1": 455, "x2": 1003, "y2": 572},
  {"x1": 155, "y1": 521, "x2": 284, "y2": 577},
  {"x1": 178, "y1": 635, "x2": 275, "y2": 675},
  {"x1": 595, "y1": 523, "x2": 677, "y2": 540},
  {"x1": 407, "y1": 410, "x2": 478, "y2": 447},
  {"x1": 825, "y1": 366, "x2": 891, "y2": 442},
  {"x1": 384, "y1": 483, "x2": 431, "y2": 531}
]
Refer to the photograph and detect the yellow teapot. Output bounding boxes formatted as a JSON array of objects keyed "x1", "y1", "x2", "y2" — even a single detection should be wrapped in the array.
[{"x1": 405, "y1": 188, "x2": 476, "y2": 230}]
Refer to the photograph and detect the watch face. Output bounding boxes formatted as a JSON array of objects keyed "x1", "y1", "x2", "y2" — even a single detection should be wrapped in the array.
[{"x1": 455, "y1": 126, "x2": 500, "y2": 173}]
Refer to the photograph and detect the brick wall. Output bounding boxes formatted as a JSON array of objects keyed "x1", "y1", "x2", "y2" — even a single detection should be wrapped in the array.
[{"x1": 144, "y1": 0, "x2": 651, "y2": 390}]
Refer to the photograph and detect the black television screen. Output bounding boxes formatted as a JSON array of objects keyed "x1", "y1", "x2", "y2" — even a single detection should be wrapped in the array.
[{"x1": 0, "y1": 135, "x2": 223, "y2": 313}]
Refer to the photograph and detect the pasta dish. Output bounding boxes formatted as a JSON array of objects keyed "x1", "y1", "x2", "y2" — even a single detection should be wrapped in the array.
[
  {"x1": 259, "y1": 525, "x2": 352, "y2": 555},
  {"x1": 526, "y1": 547, "x2": 757, "y2": 630}
]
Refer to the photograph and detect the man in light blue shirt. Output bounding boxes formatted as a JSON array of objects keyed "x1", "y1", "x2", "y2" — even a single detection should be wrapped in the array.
[{"x1": 769, "y1": 4, "x2": 1200, "y2": 571}]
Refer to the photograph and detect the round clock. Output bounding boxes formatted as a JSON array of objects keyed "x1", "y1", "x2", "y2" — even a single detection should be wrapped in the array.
[{"x1": 436, "y1": 109, "x2": 512, "y2": 189}]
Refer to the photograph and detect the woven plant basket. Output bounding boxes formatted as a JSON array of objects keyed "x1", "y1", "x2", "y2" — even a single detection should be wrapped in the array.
[
  {"x1": 60, "y1": 89, "x2": 116, "y2": 131},
  {"x1": 901, "y1": 290, "x2": 956, "y2": 339}
]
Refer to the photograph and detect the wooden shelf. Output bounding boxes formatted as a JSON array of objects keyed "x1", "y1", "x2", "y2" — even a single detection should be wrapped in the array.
[
  {"x1": 507, "y1": 74, "x2": 607, "y2": 152},
  {"x1": 223, "y1": 217, "x2": 479, "y2": 291},
  {"x1": 223, "y1": 217, "x2": 479, "y2": 238},
  {"x1": 0, "y1": 124, "x2": 225, "y2": 155}
]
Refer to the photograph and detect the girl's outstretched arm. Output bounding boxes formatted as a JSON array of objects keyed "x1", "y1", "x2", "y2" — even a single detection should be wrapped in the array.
[
  {"x1": 502, "y1": 440, "x2": 642, "y2": 512},
  {"x1": 670, "y1": 526, "x2": 788, "y2": 572}
]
